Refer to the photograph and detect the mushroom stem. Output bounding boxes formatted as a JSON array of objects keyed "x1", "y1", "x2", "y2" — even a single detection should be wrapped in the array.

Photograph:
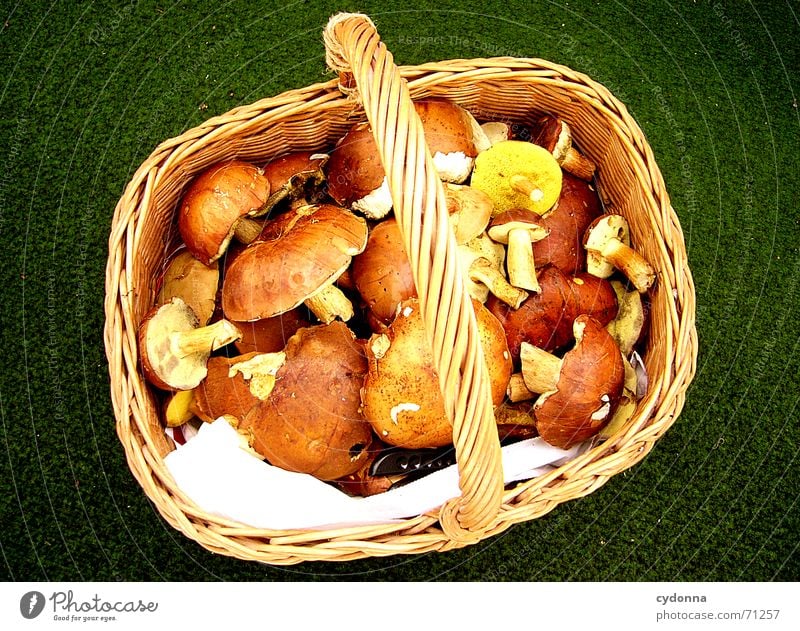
[
  {"x1": 561, "y1": 147, "x2": 596, "y2": 181},
  {"x1": 172, "y1": 319, "x2": 241, "y2": 357},
  {"x1": 233, "y1": 216, "x2": 264, "y2": 244},
  {"x1": 510, "y1": 174, "x2": 545, "y2": 205},
  {"x1": 599, "y1": 238, "x2": 656, "y2": 293},
  {"x1": 305, "y1": 284, "x2": 355, "y2": 324},
  {"x1": 507, "y1": 372, "x2": 536, "y2": 402},
  {"x1": 506, "y1": 228, "x2": 541, "y2": 293},
  {"x1": 469, "y1": 257, "x2": 529, "y2": 309},
  {"x1": 519, "y1": 342, "x2": 562, "y2": 393}
]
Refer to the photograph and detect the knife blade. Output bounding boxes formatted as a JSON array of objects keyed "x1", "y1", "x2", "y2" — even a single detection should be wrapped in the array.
[{"x1": 369, "y1": 445, "x2": 458, "y2": 478}]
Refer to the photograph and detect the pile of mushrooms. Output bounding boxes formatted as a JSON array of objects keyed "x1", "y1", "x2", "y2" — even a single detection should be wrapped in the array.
[{"x1": 139, "y1": 98, "x2": 656, "y2": 496}]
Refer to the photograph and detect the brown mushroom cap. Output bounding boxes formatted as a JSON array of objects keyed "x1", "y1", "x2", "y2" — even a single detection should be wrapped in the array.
[
  {"x1": 239, "y1": 322, "x2": 374, "y2": 481},
  {"x1": 177, "y1": 160, "x2": 270, "y2": 265},
  {"x1": 138, "y1": 297, "x2": 241, "y2": 391},
  {"x1": 361, "y1": 300, "x2": 451, "y2": 449},
  {"x1": 532, "y1": 172, "x2": 602, "y2": 276},
  {"x1": 263, "y1": 151, "x2": 327, "y2": 192},
  {"x1": 415, "y1": 99, "x2": 483, "y2": 183},
  {"x1": 155, "y1": 248, "x2": 220, "y2": 326},
  {"x1": 360, "y1": 298, "x2": 510, "y2": 449},
  {"x1": 533, "y1": 315, "x2": 625, "y2": 449},
  {"x1": 262, "y1": 151, "x2": 328, "y2": 209},
  {"x1": 221, "y1": 204, "x2": 368, "y2": 322},
  {"x1": 415, "y1": 98, "x2": 479, "y2": 158},
  {"x1": 486, "y1": 266, "x2": 576, "y2": 364},
  {"x1": 325, "y1": 122, "x2": 387, "y2": 210},
  {"x1": 351, "y1": 218, "x2": 416, "y2": 325},
  {"x1": 568, "y1": 273, "x2": 619, "y2": 326},
  {"x1": 487, "y1": 266, "x2": 618, "y2": 366},
  {"x1": 530, "y1": 114, "x2": 570, "y2": 158},
  {"x1": 473, "y1": 299, "x2": 513, "y2": 405},
  {"x1": 326, "y1": 100, "x2": 482, "y2": 212},
  {"x1": 232, "y1": 308, "x2": 311, "y2": 355},
  {"x1": 190, "y1": 351, "x2": 286, "y2": 423}
]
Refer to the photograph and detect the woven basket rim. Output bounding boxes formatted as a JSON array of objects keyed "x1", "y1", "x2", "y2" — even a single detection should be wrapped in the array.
[{"x1": 104, "y1": 44, "x2": 697, "y2": 565}]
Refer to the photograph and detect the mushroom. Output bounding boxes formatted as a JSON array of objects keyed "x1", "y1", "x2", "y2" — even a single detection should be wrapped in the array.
[
  {"x1": 486, "y1": 265, "x2": 576, "y2": 364},
  {"x1": 221, "y1": 204, "x2": 368, "y2": 324},
  {"x1": 190, "y1": 351, "x2": 286, "y2": 423},
  {"x1": 487, "y1": 209, "x2": 550, "y2": 292},
  {"x1": 474, "y1": 300, "x2": 514, "y2": 405},
  {"x1": 325, "y1": 99, "x2": 488, "y2": 219},
  {"x1": 494, "y1": 400, "x2": 538, "y2": 442},
  {"x1": 138, "y1": 297, "x2": 242, "y2": 391},
  {"x1": 480, "y1": 121, "x2": 512, "y2": 146},
  {"x1": 238, "y1": 322, "x2": 374, "y2": 481},
  {"x1": 487, "y1": 265, "x2": 618, "y2": 365},
  {"x1": 351, "y1": 217, "x2": 417, "y2": 326},
  {"x1": 360, "y1": 298, "x2": 511, "y2": 449},
  {"x1": 414, "y1": 98, "x2": 486, "y2": 183},
  {"x1": 520, "y1": 315, "x2": 625, "y2": 449},
  {"x1": 445, "y1": 183, "x2": 494, "y2": 244},
  {"x1": 177, "y1": 160, "x2": 270, "y2": 265},
  {"x1": 583, "y1": 214, "x2": 656, "y2": 293},
  {"x1": 232, "y1": 307, "x2": 311, "y2": 355},
  {"x1": 155, "y1": 248, "x2": 220, "y2": 326},
  {"x1": 262, "y1": 150, "x2": 328, "y2": 212},
  {"x1": 530, "y1": 114, "x2": 596, "y2": 181},
  {"x1": 531, "y1": 172, "x2": 603, "y2": 276},
  {"x1": 569, "y1": 273, "x2": 619, "y2": 326},
  {"x1": 505, "y1": 373, "x2": 533, "y2": 402},
  {"x1": 324, "y1": 122, "x2": 392, "y2": 220},
  {"x1": 457, "y1": 233, "x2": 529, "y2": 308},
  {"x1": 597, "y1": 354, "x2": 640, "y2": 440},
  {"x1": 605, "y1": 280, "x2": 646, "y2": 357},
  {"x1": 163, "y1": 389, "x2": 196, "y2": 428},
  {"x1": 470, "y1": 140, "x2": 563, "y2": 215}
]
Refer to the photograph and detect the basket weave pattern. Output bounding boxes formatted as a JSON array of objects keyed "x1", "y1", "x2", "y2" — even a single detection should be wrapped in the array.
[{"x1": 104, "y1": 13, "x2": 697, "y2": 564}]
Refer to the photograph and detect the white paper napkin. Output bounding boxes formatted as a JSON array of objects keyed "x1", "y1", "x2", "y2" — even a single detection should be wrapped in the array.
[{"x1": 164, "y1": 419, "x2": 584, "y2": 530}]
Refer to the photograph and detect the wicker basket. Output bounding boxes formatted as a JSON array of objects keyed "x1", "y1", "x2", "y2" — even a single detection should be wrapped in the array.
[{"x1": 104, "y1": 13, "x2": 697, "y2": 565}]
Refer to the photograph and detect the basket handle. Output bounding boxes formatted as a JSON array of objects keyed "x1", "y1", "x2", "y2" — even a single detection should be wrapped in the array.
[{"x1": 323, "y1": 13, "x2": 504, "y2": 540}]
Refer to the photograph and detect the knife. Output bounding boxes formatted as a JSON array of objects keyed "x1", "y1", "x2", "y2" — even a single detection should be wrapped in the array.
[{"x1": 369, "y1": 445, "x2": 458, "y2": 478}]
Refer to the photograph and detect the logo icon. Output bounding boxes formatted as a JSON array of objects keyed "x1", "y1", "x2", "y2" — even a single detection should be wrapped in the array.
[{"x1": 20, "y1": 591, "x2": 46, "y2": 619}]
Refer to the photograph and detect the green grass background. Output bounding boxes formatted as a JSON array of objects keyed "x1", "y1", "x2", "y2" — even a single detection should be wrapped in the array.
[{"x1": 1, "y1": 0, "x2": 798, "y2": 581}]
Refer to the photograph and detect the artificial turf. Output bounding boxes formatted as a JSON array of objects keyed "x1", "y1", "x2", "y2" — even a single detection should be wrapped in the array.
[{"x1": 1, "y1": 0, "x2": 798, "y2": 581}]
